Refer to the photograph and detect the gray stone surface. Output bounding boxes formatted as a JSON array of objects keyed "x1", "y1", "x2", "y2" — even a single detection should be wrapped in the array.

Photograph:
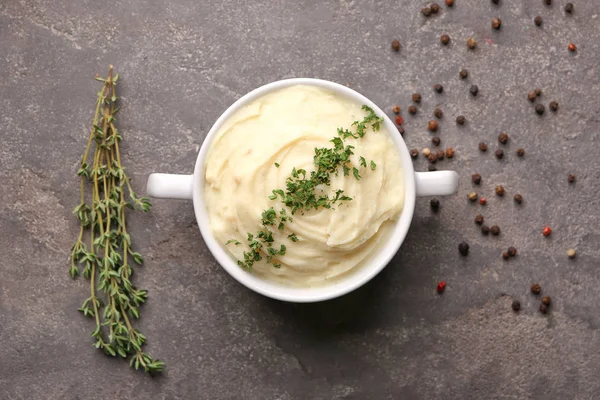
[{"x1": 1, "y1": 0, "x2": 599, "y2": 398}]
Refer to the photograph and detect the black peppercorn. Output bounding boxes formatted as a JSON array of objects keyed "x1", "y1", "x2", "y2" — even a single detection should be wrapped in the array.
[
  {"x1": 430, "y1": 3, "x2": 440, "y2": 13},
  {"x1": 466, "y1": 37, "x2": 477, "y2": 49},
  {"x1": 412, "y1": 93, "x2": 422, "y2": 103},
  {"x1": 428, "y1": 153, "x2": 438, "y2": 163},
  {"x1": 514, "y1": 193, "x2": 523, "y2": 204},
  {"x1": 491, "y1": 18, "x2": 502, "y2": 29},
  {"x1": 495, "y1": 149, "x2": 504, "y2": 159},
  {"x1": 534, "y1": 16, "x2": 543, "y2": 26},
  {"x1": 397, "y1": 126, "x2": 405, "y2": 135},
  {"x1": 408, "y1": 105, "x2": 418, "y2": 115},
  {"x1": 430, "y1": 198, "x2": 440, "y2": 211},
  {"x1": 479, "y1": 142, "x2": 488, "y2": 152},
  {"x1": 458, "y1": 242, "x2": 470, "y2": 256},
  {"x1": 421, "y1": 7, "x2": 432, "y2": 16},
  {"x1": 564, "y1": 2, "x2": 573, "y2": 13},
  {"x1": 445, "y1": 148, "x2": 454, "y2": 158},
  {"x1": 456, "y1": 115, "x2": 466, "y2": 125},
  {"x1": 511, "y1": 300, "x2": 521, "y2": 312},
  {"x1": 490, "y1": 225, "x2": 500, "y2": 236},
  {"x1": 516, "y1": 148, "x2": 525, "y2": 157},
  {"x1": 433, "y1": 84, "x2": 444, "y2": 93},
  {"x1": 391, "y1": 40, "x2": 401, "y2": 52},
  {"x1": 475, "y1": 214, "x2": 484, "y2": 225},
  {"x1": 470, "y1": 85, "x2": 479, "y2": 96},
  {"x1": 527, "y1": 91, "x2": 537, "y2": 102},
  {"x1": 436, "y1": 149, "x2": 444, "y2": 160},
  {"x1": 535, "y1": 104, "x2": 545, "y2": 115},
  {"x1": 535, "y1": 88, "x2": 542, "y2": 97},
  {"x1": 432, "y1": 136, "x2": 441, "y2": 146},
  {"x1": 542, "y1": 296, "x2": 551, "y2": 305},
  {"x1": 491, "y1": 0, "x2": 499, "y2": 4},
  {"x1": 502, "y1": 251, "x2": 510, "y2": 260},
  {"x1": 410, "y1": 148, "x2": 419, "y2": 159},
  {"x1": 459, "y1": 69, "x2": 469, "y2": 79},
  {"x1": 507, "y1": 246, "x2": 517, "y2": 257},
  {"x1": 472, "y1": 173, "x2": 482, "y2": 184},
  {"x1": 539, "y1": 303, "x2": 549, "y2": 314},
  {"x1": 568, "y1": 173, "x2": 576, "y2": 183},
  {"x1": 428, "y1": 120, "x2": 439, "y2": 132},
  {"x1": 498, "y1": 132, "x2": 509, "y2": 144},
  {"x1": 495, "y1": 185, "x2": 505, "y2": 196},
  {"x1": 481, "y1": 224, "x2": 490, "y2": 235},
  {"x1": 531, "y1": 283, "x2": 541, "y2": 294},
  {"x1": 440, "y1": 34, "x2": 450, "y2": 45},
  {"x1": 434, "y1": 108, "x2": 444, "y2": 119},
  {"x1": 544, "y1": 0, "x2": 551, "y2": 6},
  {"x1": 549, "y1": 100, "x2": 559, "y2": 112},
  {"x1": 428, "y1": 164, "x2": 438, "y2": 171}
]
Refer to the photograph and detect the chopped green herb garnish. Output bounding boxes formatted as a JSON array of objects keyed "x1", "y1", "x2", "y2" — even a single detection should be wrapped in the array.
[
  {"x1": 370, "y1": 160, "x2": 376, "y2": 170},
  {"x1": 288, "y1": 233, "x2": 299, "y2": 242},
  {"x1": 274, "y1": 162, "x2": 280, "y2": 168},
  {"x1": 225, "y1": 239, "x2": 241, "y2": 245},
  {"x1": 359, "y1": 156, "x2": 367, "y2": 167}
]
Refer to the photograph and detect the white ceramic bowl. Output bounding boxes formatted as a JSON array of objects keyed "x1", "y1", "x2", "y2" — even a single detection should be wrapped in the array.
[{"x1": 147, "y1": 78, "x2": 458, "y2": 303}]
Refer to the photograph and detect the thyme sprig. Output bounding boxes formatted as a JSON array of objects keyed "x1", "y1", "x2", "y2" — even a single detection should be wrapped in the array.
[
  {"x1": 228, "y1": 105, "x2": 382, "y2": 271},
  {"x1": 69, "y1": 66, "x2": 164, "y2": 373}
]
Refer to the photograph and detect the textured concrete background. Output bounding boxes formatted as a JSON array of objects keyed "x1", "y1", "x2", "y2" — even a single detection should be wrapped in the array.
[{"x1": 1, "y1": 0, "x2": 599, "y2": 399}]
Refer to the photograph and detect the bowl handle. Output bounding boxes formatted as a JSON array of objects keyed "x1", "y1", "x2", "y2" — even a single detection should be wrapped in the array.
[
  {"x1": 415, "y1": 171, "x2": 459, "y2": 197},
  {"x1": 146, "y1": 173, "x2": 194, "y2": 200}
]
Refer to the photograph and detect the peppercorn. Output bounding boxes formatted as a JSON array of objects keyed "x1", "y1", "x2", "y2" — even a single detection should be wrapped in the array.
[
  {"x1": 535, "y1": 104, "x2": 545, "y2": 115},
  {"x1": 410, "y1": 148, "x2": 419, "y2": 159},
  {"x1": 433, "y1": 84, "x2": 444, "y2": 94},
  {"x1": 432, "y1": 136, "x2": 441, "y2": 146},
  {"x1": 458, "y1": 242, "x2": 470, "y2": 256},
  {"x1": 430, "y1": 198, "x2": 440, "y2": 211},
  {"x1": 440, "y1": 34, "x2": 450, "y2": 45},
  {"x1": 456, "y1": 115, "x2": 466, "y2": 125},
  {"x1": 395, "y1": 115, "x2": 404, "y2": 125},
  {"x1": 392, "y1": 105, "x2": 400, "y2": 114},
  {"x1": 479, "y1": 142, "x2": 488, "y2": 152},
  {"x1": 495, "y1": 185, "x2": 505, "y2": 196},
  {"x1": 490, "y1": 225, "x2": 500, "y2": 235},
  {"x1": 428, "y1": 165, "x2": 438, "y2": 171},
  {"x1": 495, "y1": 149, "x2": 504, "y2": 159},
  {"x1": 527, "y1": 91, "x2": 537, "y2": 102},
  {"x1": 408, "y1": 105, "x2": 418, "y2": 115},
  {"x1": 445, "y1": 147, "x2": 454, "y2": 158},
  {"x1": 481, "y1": 224, "x2": 490, "y2": 235},
  {"x1": 391, "y1": 40, "x2": 401, "y2": 52},
  {"x1": 428, "y1": 153, "x2": 438, "y2": 163},
  {"x1": 568, "y1": 173, "x2": 576, "y2": 183},
  {"x1": 466, "y1": 37, "x2": 477, "y2": 49},
  {"x1": 491, "y1": 18, "x2": 502, "y2": 29},
  {"x1": 511, "y1": 300, "x2": 521, "y2": 312},
  {"x1": 542, "y1": 226, "x2": 552, "y2": 237},
  {"x1": 549, "y1": 100, "x2": 559, "y2": 112},
  {"x1": 514, "y1": 193, "x2": 523, "y2": 204},
  {"x1": 534, "y1": 16, "x2": 543, "y2": 26},
  {"x1": 437, "y1": 281, "x2": 446, "y2": 294},
  {"x1": 412, "y1": 93, "x2": 422, "y2": 103},
  {"x1": 539, "y1": 303, "x2": 549, "y2": 314},
  {"x1": 542, "y1": 296, "x2": 551, "y2": 306},
  {"x1": 459, "y1": 69, "x2": 469, "y2": 79},
  {"x1": 467, "y1": 192, "x2": 478, "y2": 202},
  {"x1": 535, "y1": 88, "x2": 542, "y2": 97},
  {"x1": 568, "y1": 43, "x2": 577, "y2": 52},
  {"x1": 436, "y1": 150, "x2": 445, "y2": 160},
  {"x1": 544, "y1": 0, "x2": 551, "y2": 5},
  {"x1": 567, "y1": 248, "x2": 576, "y2": 258},
  {"x1": 479, "y1": 197, "x2": 487, "y2": 206},
  {"x1": 498, "y1": 132, "x2": 509, "y2": 144},
  {"x1": 428, "y1": 120, "x2": 439, "y2": 132},
  {"x1": 531, "y1": 283, "x2": 541, "y2": 294},
  {"x1": 507, "y1": 246, "x2": 517, "y2": 257},
  {"x1": 472, "y1": 173, "x2": 482, "y2": 184},
  {"x1": 422, "y1": 147, "x2": 431, "y2": 156},
  {"x1": 516, "y1": 148, "x2": 525, "y2": 157},
  {"x1": 564, "y1": 2, "x2": 573, "y2": 13},
  {"x1": 445, "y1": 0, "x2": 454, "y2": 6},
  {"x1": 430, "y1": 3, "x2": 440, "y2": 13},
  {"x1": 434, "y1": 108, "x2": 444, "y2": 119},
  {"x1": 502, "y1": 251, "x2": 510, "y2": 260},
  {"x1": 421, "y1": 7, "x2": 432, "y2": 16},
  {"x1": 475, "y1": 214, "x2": 484, "y2": 225},
  {"x1": 491, "y1": 0, "x2": 499, "y2": 4},
  {"x1": 470, "y1": 85, "x2": 479, "y2": 96},
  {"x1": 397, "y1": 126, "x2": 405, "y2": 135}
]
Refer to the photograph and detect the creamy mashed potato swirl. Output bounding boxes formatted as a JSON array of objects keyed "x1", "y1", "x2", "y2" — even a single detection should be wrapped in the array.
[{"x1": 204, "y1": 85, "x2": 404, "y2": 287}]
